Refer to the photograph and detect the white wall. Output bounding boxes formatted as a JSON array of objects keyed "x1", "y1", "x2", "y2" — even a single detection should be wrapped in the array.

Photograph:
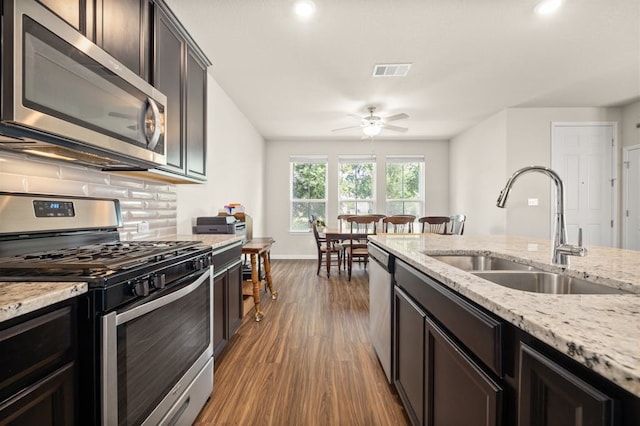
[
  {"x1": 449, "y1": 110, "x2": 508, "y2": 236},
  {"x1": 451, "y1": 107, "x2": 625, "y2": 241},
  {"x1": 265, "y1": 139, "x2": 449, "y2": 258},
  {"x1": 505, "y1": 107, "x2": 622, "y2": 239},
  {"x1": 176, "y1": 75, "x2": 266, "y2": 236}
]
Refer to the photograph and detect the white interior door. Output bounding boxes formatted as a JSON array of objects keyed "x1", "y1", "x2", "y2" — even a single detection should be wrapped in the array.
[
  {"x1": 552, "y1": 123, "x2": 614, "y2": 247},
  {"x1": 623, "y1": 145, "x2": 640, "y2": 250}
]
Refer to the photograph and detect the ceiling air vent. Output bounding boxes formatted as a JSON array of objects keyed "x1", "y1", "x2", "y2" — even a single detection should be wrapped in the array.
[{"x1": 372, "y1": 63, "x2": 411, "y2": 77}]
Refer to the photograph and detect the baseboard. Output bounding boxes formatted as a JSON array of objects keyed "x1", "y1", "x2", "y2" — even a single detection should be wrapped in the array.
[{"x1": 269, "y1": 254, "x2": 316, "y2": 260}]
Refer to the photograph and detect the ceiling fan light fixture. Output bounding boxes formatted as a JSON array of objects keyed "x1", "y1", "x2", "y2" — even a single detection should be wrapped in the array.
[
  {"x1": 362, "y1": 123, "x2": 382, "y2": 137},
  {"x1": 534, "y1": 0, "x2": 563, "y2": 16},
  {"x1": 293, "y1": 0, "x2": 316, "y2": 19}
]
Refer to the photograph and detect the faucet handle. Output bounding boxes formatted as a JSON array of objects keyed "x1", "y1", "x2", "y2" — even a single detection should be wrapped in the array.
[{"x1": 578, "y1": 228, "x2": 583, "y2": 247}]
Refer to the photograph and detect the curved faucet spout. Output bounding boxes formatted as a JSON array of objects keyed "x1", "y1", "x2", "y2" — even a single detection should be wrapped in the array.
[{"x1": 496, "y1": 165, "x2": 585, "y2": 266}]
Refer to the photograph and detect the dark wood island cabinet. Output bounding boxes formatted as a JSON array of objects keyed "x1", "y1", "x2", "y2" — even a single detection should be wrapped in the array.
[
  {"x1": 394, "y1": 259, "x2": 502, "y2": 426},
  {"x1": 386, "y1": 252, "x2": 640, "y2": 426},
  {"x1": 518, "y1": 342, "x2": 615, "y2": 426}
]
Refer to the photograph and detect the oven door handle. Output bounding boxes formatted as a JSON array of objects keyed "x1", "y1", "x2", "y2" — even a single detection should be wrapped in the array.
[{"x1": 115, "y1": 267, "x2": 211, "y2": 325}]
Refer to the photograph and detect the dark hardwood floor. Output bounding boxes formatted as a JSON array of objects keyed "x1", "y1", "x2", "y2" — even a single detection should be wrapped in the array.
[{"x1": 195, "y1": 259, "x2": 409, "y2": 425}]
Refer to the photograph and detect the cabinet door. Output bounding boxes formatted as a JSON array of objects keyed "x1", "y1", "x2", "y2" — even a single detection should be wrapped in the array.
[
  {"x1": 96, "y1": 0, "x2": 151, "y2": 80},
  {"x1": 37, "y1": 0, "x2": 87, "y2": 33},
  {"x1": 213, "y1": 271, "x2": 228, "y2": 358},
  {"x1": 185, "y1": 49, "x2": 207, "y2": 179},
  {"x1": 0, "y1": 362, "x2": 75, "y2": 425},
  {"x1": 153, "y1": 8, "x2": 185, "y2": 174},
  {"x1": 394, "y1": 287, "x2": 425, "y2": 426},
  {"x1": 227, "y1": 262, "x2": 243, "y2": 336},
  {"x1": 154, "y1": 6, "x2": 185, "y2": 175},
  {"x1": 518, "y1": 343, "x2": 615, "y2": 426},
  {"x1": 425, "y1": 317, "x2": 502, "y2": 426}
]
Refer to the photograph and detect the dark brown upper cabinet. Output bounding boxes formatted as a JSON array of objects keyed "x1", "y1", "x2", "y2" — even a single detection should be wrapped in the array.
[
  {"x1": 153, "y1": 1, "x2": 210, "y2": 181},
  {"x1": 38, "y1": 0, "x2": 151, "y2": 81},
  {"x1": 36, "y1": 0, "x2": 90, "y2": 33},
  {"x1": 95, "y1": 0, "x2": 151, "y2": 81}
]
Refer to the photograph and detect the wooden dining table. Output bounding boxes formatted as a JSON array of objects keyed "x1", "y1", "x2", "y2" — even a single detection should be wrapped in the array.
[{"x1": 320, "y1": 228, "x2": 368, "y2": 277}]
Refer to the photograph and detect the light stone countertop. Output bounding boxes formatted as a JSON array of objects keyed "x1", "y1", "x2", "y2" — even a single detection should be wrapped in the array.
[
  {"x1": 369, "y1": 233, "x2": 640, "y2": 398},
  {"x1": 0, "y1": 282, "x2": 87, "y2": 323},
  {"x1": 160, "y1": 234, "x2": 245, "y2": 250}
]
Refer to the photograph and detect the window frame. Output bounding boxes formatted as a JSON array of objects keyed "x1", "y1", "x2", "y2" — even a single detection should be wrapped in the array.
[
  {"x1": 289, "y1": 155, "x2": 328, "y2": 233},
  {"x1": 338, "y1": 155, "x2": 377, "y2": 216},
  {"x1": 385, "y1": 155, "x2": 425, "y2": 217}
]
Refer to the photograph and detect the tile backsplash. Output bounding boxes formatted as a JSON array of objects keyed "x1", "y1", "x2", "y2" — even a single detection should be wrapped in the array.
[{"x1": 0, "y1": 152, "x2": 177, "y2": 240}]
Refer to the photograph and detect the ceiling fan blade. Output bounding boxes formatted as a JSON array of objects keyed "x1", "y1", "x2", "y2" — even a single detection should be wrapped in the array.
[
  {"x1": 383, "y1": 113, "x2": 409, "y2": 122},
  {"x1": 332, "y1": 125, "x2": 362, "y2": 132},
  {"x1": 383, "y1": 124, "x2": 408, "y2": 132},
  {"x1": 347, "y1": 114, "x2": 364, "y2": 121}
]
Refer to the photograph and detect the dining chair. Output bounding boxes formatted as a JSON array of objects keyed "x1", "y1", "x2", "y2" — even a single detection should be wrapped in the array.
[
  {"x1": 383, "y1": 215, "x2": 415, "y2": 233},
  {"x1": 345, "y1": 215, "x2": 380, "y2": 281},
  {"x1": 449, "y1": 214, "x2": 466, "y2": 235},
  {"x1": 310, "y1": 218, "x2": 342, "y2": 276},
  {"x1": 337, "y1": 214, "x2": 354, "y2": 233},
  {"x1": 345, "y1": 215, "x2": 378, "y2": 280},
  {"x1": 418, "y1": 216, "x2": 451, "y2": 234}
]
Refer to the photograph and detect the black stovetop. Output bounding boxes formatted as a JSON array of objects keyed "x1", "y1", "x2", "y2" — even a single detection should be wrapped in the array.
[{"x1": 0, "y1": 240, "x2": 207, "y2": 282}]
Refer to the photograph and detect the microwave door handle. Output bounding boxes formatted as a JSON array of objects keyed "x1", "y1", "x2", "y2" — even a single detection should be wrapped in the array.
[{"x1": 145, "y1": 98, "x2": 161, "y2": 150}]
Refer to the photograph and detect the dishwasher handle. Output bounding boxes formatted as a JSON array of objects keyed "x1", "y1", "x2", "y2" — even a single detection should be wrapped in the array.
[{"x1": 368, "y1": 243, "x2": 392, "y2": 272}]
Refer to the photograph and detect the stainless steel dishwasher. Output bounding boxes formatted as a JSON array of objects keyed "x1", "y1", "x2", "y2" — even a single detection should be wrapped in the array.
[{"x1": 368, "y1": 242, "x2": 394, "y2": 383}]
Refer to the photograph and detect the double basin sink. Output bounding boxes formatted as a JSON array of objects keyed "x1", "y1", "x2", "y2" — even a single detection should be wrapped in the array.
[{"x1": 429, "y1": 255, "x2": 631, "y2": 295}]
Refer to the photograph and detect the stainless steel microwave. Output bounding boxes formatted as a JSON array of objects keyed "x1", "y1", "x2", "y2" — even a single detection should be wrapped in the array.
[{"x1": 0, "y1": 0, "x2": 167, "y2": 169}]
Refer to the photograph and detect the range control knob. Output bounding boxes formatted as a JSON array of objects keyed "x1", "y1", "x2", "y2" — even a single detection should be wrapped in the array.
[
  {"x1": 150, "y1": 273, "x2": 166, "y2": 289},
  {"x1": 192, "y1": 257, "x2": 204, "y2": 270},
  {"x1": 131, "y1": 279, "x2": 149, "y2": 297}
]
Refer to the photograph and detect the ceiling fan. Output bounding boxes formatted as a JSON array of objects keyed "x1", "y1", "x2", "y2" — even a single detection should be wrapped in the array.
[{"x1": 332, "y1": 106, "x2": 409, "y2": 137}]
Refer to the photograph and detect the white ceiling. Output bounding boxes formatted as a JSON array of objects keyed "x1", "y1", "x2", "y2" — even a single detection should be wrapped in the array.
[{"x1": 165, "y1": 0, "x2": 640, "y2": 142}]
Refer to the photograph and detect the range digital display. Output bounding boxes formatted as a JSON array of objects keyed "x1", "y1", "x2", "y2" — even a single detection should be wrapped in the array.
[{"x1": 33, "y1": 200, "x2": 75, "y2": 217}]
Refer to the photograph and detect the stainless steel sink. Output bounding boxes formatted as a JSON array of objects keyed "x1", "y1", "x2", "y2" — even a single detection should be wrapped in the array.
[
  {"x1": 429, "y1": 255, "x2": 535, "y2": 271},
  {"x1": 472, "y1": 271, "x2": 631, "y2": 295}
]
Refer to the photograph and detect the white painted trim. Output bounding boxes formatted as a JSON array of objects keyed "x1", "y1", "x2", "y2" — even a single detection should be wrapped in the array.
[
  {"x1": 622, "y1": 144, "x2": 640, "y2": 249},
  {"x1": 551, "y1": 122, "x2": 618, "y2": 247}
]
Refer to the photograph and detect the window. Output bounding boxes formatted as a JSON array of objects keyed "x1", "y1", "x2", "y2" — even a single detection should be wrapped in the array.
[
  {"x1": 338, "y1": 155, "x2": 376, "y2": 214},
  {"x1": 386, "y1": 155, "x2": 424, "y2": 216},
  {"x1": 290, "y1": 156, "x2": 327, "y2": 231}
]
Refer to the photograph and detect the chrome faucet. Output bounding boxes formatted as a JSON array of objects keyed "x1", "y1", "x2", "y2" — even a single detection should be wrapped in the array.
[{"x1": 496, "y1": 165, "x2": 587, "y2": 266}]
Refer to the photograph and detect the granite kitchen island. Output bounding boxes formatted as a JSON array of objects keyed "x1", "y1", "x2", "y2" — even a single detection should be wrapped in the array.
[{"x1": 370, "y1": 233, "x2": 640, "y2": 425}]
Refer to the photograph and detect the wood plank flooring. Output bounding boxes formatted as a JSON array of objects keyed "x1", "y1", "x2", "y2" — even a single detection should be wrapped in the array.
[{"x1": 194, "y1": 259, "x2": 410, "y2": 425}]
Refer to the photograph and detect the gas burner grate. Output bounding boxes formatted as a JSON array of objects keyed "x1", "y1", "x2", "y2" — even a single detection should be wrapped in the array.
[{"x1": 0, "y1": 241, "x2": 202, "y2": 272}]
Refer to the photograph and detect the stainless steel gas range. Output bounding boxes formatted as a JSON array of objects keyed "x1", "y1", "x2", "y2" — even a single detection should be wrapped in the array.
[{"x1": 0, "y1": 193, "x2": 214, "y2": 425}]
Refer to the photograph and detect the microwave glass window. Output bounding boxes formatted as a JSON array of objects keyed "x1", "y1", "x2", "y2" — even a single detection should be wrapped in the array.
[{"x1": 22, "y1": 16, "x2": 152, "y2": 148}]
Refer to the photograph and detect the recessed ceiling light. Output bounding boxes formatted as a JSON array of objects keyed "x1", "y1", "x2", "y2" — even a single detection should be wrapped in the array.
[
  {"x1": 534, "y1": 0, "x2": 563, "y2": 16},
  {"x1": 293, "y1": 0, "x2": 316, "y2": 19}
]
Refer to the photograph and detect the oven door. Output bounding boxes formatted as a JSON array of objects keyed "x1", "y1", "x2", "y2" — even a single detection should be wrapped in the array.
[{"x1": 101, "y1": 267, "x2": 213, "y2": 426}]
